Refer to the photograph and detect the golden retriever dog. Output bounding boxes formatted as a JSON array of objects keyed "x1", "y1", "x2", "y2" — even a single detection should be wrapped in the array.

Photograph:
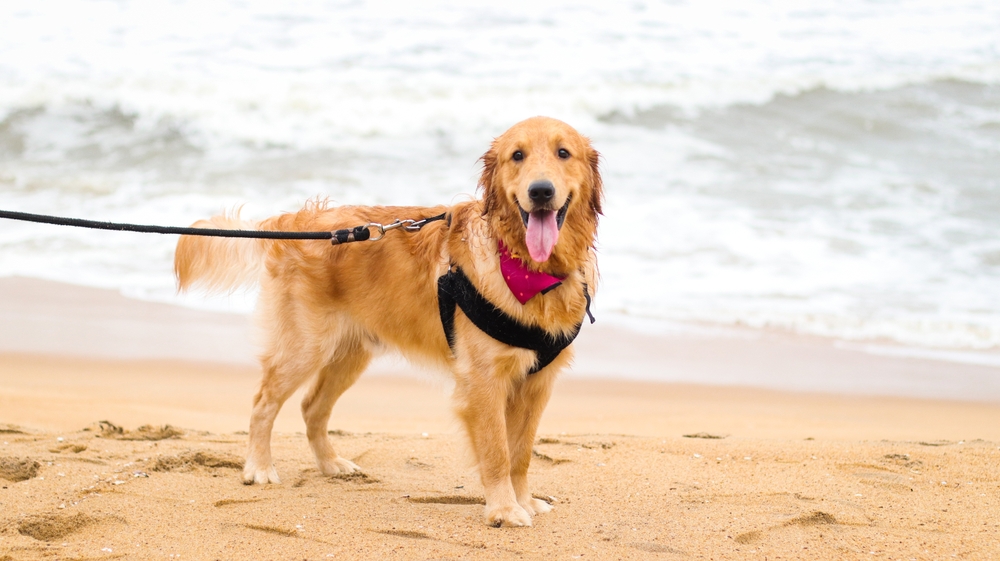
[{"x1": 174, "y1": 116, "x2": 602, "y2": 527}]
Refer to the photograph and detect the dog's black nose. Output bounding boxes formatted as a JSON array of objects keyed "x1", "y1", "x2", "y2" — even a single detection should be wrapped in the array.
[{"x1": 528, "y1": 180, "x2": 555, "y2": 205}]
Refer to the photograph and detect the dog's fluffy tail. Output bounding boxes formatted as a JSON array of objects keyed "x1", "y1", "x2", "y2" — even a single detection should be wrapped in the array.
[{"x1": 174, "y1": 210, "x2": 268, "y2": 293}]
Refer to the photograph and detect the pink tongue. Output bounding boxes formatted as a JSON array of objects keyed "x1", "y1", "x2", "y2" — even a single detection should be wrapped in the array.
[{"x1": 525, "y1": 210, "x2": 559, "y2": 262}]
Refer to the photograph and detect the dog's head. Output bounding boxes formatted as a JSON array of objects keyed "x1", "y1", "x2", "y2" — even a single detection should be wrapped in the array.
[{"x1": 479, "y1": 116, "x2": 602, "y2": 269}]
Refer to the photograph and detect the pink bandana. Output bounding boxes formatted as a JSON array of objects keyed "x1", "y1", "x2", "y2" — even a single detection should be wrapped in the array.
[{"x1": 498, "y1": 241, "x2": 564, "y2": 304}]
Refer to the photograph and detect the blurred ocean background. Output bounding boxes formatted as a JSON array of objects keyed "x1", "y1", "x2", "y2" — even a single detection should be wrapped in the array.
[{"x1": 2, "y1": 1, "x2": 1000, "y2": 360}]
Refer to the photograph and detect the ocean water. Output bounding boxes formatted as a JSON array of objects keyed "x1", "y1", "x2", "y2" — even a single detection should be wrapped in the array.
[{"x1": 2, "y1": 0, "x2": 1000, "y2": 355}]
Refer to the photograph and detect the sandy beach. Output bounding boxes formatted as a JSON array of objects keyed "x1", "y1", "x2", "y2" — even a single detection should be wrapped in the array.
[
  {"x1": 4, "y1": 3, "x2": 1000, "y2": 559},
  {"x1": 2, "y1": 277, "x2": 1000, "y2": 560}
]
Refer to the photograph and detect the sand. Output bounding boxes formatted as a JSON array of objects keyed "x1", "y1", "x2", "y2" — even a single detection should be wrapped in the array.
[{"x1": 2, "y1": 277, "x2": 1000, "y2": 560}]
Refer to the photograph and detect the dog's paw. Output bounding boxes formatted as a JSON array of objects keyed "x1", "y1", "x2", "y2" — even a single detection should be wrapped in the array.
[
  {"x1": 484, "y1": 503, "x2": 533, "y2": 528},
  {"x1": 318, "y1": 456, "x2": 361, "y2": 476},
  {"x1": 242, "y1": 462, "x2": 280, "y2": 485},
  {"x1": 519, "y1": 496, "x2": 553, "y2": 516}
]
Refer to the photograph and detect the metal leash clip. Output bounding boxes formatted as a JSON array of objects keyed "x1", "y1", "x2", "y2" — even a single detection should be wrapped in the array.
[
  {"x1": 369, "y1": 218, "x2": 429, "y2": 240},
  {"x1": 365, "y1": 222, "x2": 387, "y2": 241},
  {"x1": 332, "y1": 213, "x2": 447, "y2": 245}
]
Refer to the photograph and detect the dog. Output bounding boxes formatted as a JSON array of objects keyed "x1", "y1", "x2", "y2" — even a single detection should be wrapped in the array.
[{"x1": 174, "y1": 116, "x2": 602, "y2": 527}]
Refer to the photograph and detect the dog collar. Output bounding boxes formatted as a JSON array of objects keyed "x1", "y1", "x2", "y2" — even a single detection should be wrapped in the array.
[{"x1": 498, "y1": 241, "x2": 564, "y2": 304}]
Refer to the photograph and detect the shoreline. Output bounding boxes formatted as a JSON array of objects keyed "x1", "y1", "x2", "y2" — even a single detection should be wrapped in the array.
[
  {"x1": 3, "y1": 274, "x2": 1000, "y2": 442},
  {"x1": 5, "y1": 351, "x2": 1000, "y2": 442},
  {"x1": 2, "y1": 275, "x2": 1000, "y2": 403}
]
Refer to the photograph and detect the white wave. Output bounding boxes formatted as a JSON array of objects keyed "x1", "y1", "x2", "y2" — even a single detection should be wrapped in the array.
[
  {"x1": 1, "y1": 0, "x2": 999, "y2": 151},
  {"x1": 834, "y1": 342, "x2": 1000, "y2": 368},
  {"x1": 2, "y1": 1, "x2": 1000, "y2": 354}
]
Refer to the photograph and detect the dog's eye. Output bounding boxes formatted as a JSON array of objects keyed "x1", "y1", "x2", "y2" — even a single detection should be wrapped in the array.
[
  {"x1": 558, "y1": 148, "x2": 570, "y2": 159},
  {"x1": 512, "y1": 150, "x2": 524, "y2": 162}
]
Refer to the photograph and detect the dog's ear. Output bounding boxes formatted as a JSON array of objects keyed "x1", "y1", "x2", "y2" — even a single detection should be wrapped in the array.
[
  {"x1": 478, "y1": 142, "x2": 499, "y2": 216},
  {"x1": 588, "y1": 146, "x2": 604, "y2": 216}
]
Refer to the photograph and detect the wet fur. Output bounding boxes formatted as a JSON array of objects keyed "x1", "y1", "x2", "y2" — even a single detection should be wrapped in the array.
[{"x1": 174, "y1": 116, "x2": 602, "y2": 527}]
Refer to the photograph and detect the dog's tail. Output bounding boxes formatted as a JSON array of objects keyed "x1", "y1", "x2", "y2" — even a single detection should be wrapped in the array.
[{"x1": 174, "y1": 210, "x2": 268, "y2": 293}]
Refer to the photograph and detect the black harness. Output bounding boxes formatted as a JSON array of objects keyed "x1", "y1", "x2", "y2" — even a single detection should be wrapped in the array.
[{"x1": 437, "y1": 266, "x2": 593, "y2": 375}]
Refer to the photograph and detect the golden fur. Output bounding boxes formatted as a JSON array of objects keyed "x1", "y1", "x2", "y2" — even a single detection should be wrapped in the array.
[{"x1": 174, "y1": 116, "x2": 602, "y2": 527}]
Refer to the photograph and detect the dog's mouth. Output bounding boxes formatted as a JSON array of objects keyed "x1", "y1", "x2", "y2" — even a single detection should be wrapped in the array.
[{"x1": 517, "y1": 196, "x2": 571, "y2": 263}]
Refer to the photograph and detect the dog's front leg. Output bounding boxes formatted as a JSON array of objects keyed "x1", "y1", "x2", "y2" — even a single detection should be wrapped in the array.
[
  {"x1": 506, "y1": 363, "x2": 560, "y2": 517},
  {"x1": 454, "y1": 361, "x2": 533, "y2": 528}
]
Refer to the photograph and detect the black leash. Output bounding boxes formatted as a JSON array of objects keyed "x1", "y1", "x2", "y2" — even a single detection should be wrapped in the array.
[{"x1": 0, "y1": 209, "x2": 446, "y2": 245}]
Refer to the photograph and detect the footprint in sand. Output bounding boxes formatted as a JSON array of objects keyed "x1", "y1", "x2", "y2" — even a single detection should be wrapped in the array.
[
  {"x1": 49, "y1": 442, "x2": 88, "y2": 454},
  {"x1": 92, "y1": 420, "x2": 184, "y2": 441},
  {"x1": 151, "y1": 450, "x2": 244, "y2": 472},
  {"x1": 734, "y1": 510, "x2": 846, "y2": 545},
  {"x1": 17, "y1": 512, "x2": 124, "y2": 542},
  {"x1": 408, "y1": 495, "x2": 485, "y2": 505},
  {"x1": 0, "y1": 457, "x2": 40, "y2": 482}
]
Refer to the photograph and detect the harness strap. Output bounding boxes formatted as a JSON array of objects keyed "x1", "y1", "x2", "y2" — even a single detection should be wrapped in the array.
[
  {"x1": 583, "y1": 283, "x2": 596, "y2": 324},
  {"x1": 437, "y1": 266, "x2": 583, "y2": 375}
]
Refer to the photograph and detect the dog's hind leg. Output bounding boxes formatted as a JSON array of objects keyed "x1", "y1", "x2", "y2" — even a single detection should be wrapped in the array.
[
  {"x1": 505, "y1": 364, "x2": 561, "y2": 517},
  {"x1": 301, "y1": 338, "x2": 370, "y2": 475},
  {"x1": 244, "y1": 352, "x2": 321, "y2": 485}
]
